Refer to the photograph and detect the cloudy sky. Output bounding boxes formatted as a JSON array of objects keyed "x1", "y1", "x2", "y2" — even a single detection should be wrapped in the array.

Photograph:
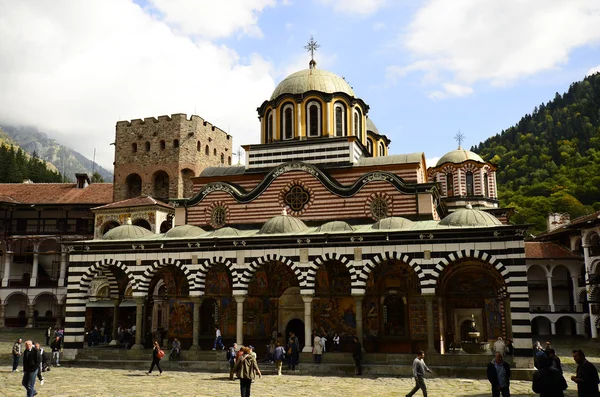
[{"x1": 1, "y1": 0, "x2": 599, "y2": 169}]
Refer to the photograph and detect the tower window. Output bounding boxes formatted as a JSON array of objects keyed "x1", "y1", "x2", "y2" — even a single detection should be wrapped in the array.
[
  {"x1": 466, "y1": 171, "x2": 474, "y2": 196},
  {"x1": 197, "y1": 141, "x2": 201, "y2": 152},
  {"x1": 132, "y1": 143, "x2": 137, "y2": 153},
  {"x1": 306, "y1": 101, "x2": 321, "y2": 137},
  {"x1": 282, "y1": 103, "x2": 294, "y2": 140},
  {"x1": 220, "y1": 153, "x2": 224, "y2": 164},
  {"x1": 205, "y1": 145, "x2": 209, "y2": 155},
  {"x1": 334, "y1": 103, "x2": 346, "y2": 137},
  {"x1": 214, "y1": 148, "x2": 217, "y2": 156},
  {"x1": 484, "y1": 172, "x2": 489, "y2": 197},
  {"x1": 446, "y1": 173, "x2": 454, "y2": 197},
  {"x1": 173, "y1": 139, "x2": 179, "y2": 148},
  {"x1": 354, "y1": 109, "x2": 362, "y2": 143},
  {"x1": 366, "y1": 139, "x2": 373, "y2": 155},
  {"x1": 265, "y1": 110, "x2": 273, "y2": 143},
  {"x1": 145, "y1": 141, "x2": 150, "y2": 152},
  {"x1": 228, "y1": 156, "x2": 232, "y2": 165},
  {"x1": 378, "y1": 142, "x2": 385, "y2": 156},
  {"x1": 160, "y1": 140, "x2": 166, "y2": 150}
]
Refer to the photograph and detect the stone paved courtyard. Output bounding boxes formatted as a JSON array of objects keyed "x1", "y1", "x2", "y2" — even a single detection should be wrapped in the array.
[{"x1": 1, "y1": 329, "x2": 597, "y2": 396}]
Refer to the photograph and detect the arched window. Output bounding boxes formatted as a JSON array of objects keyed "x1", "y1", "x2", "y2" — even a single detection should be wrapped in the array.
[
  {"x1": 446, "y1": 173, "x2": 454, "y2": 197},
  {"x1": 220, "y1": 153, "x2": 224, "y2": 164},
  {"x1": 306, "y1": 100, "x2": 321, "y2": 137},
  {"x1": 197, "y1": 141, "x2": 201, "y2": 152},
  {"x1": 153, "y1": 170, "x2": 170, "y2": 199},
  {"x1": 281, "y1": 103, "x2": 294, "y2": 140},
  {"x1": 378, "y1": 142, "x2": 386, "y2": 156},
  {"x1": 131, "y1": 143, "x2": 137, "y2": 153},
  {"x1": 160, "y1": 140, "x2": 166, "y2": 150},
  {"x1": 173, "y1": 139, "x2": 179, "y2": 148},
  {"x1": 466, "y1": 171, "x2": 474, "y2": 196},
  {"x1": 125, "y1": 173, "x2": 142, "y2": 198},
  {"x1": 145, "y1": 141, "x2": 150, "y2": 152},
  {"x1": 205, "y1": 145, "x2": 209, "y2": 155},
  {"x1": 213, "y1": 148, "x2": 217, "y2": 156},
  {"x1": 265, "y1": 110, "x2": 273, "y2": 143},
  {"x1": 366, "y1": 139, "x2": 373, "y2": 155},
  {"x1": 228, "y1": 156, "x2": 232, "y2": 165},
  {"x1": 334, "y1": 102, "x2": 346, "y2": 137},
  {"x1": 484, "y1": 172, "x2": 489, "y2": 197},
  {"x1": 353, "y1": 109, "x2": 362, "y2": 143}
]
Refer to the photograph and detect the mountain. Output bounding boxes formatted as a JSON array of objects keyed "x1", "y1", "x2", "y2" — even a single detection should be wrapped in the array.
[
  {"x1": 0, "y1": 125, "x2": 113, "y2": 182},
  {"x1": 0, "y1": 128, "x2": 59, "y2": 174},
  {"x1": 472, "y1": 72, "x2": 600, "y2": 233}
]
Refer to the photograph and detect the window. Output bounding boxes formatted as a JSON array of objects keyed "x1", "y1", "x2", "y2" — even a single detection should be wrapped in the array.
[
  {"x1": 220, "y1": 153, "x2": 224, "y2": 164},
  {"x1": 160, "y1": 140, "x2": 166, "y2": 150},
  {"x1": 205, "y1": 145, "x2": 209, "y2": 155},
  {"x1": 132, "y1": 143, "x2": 137, "y2": 153},
  {"x1": 466, "y1": 171, "x2": 474, "y2": 196},
  {"x1": 370, "y1": 197, "x2": 389, "y2": 220},
  {"x1": 197, "y1": 141, "x2": 201, "y2": 152},
  {"x1": 378, "y1": 142, "x2": 385, "y2": 156},
  {"x1": 306, "y1": 101, "x2": 321, "y2": 137},
  {"x1": 145, "y1": 141, "x2": 150, "y2": 152},
  {"x1": 366, "y1": 139, "x2": 373, "y2": 155},
  {"x1": 265, "y1": 111, "x2": 273, "y2": 143},
  {"x1": 211, "y1": 206, "x2": 227, "y2": 228},
  {"x1": 484, "y1": 173, "x2": 489, "y2": 197},
  {"x1": 284, "y1": 185, "x2": 311, "y2": 212},
  {"x1": 173, "y1": 139, "x2": 179, "y2": 148},
  {"x1": 228, "y1": 156, "x2": 232, "y2": 165},
  {"x1": 354, "y1": 109, "x2": 362, "y2": 142},
  {"x1": 446, "y1": 173, "x2": 454, "y2": 197},
  {"x1": 282, "y1": 103, "x2": 294, "y2": 140},
  {"x1": 334, "y1": 103, "x2": 346, "y2": 137},
  {"x1": 213, "y1": 148, "x2": 217, "y2": 156}
]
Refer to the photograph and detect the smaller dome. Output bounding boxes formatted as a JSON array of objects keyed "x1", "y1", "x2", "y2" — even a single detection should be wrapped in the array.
[
  {"x1": 164, "y1": 225, "x2": 205, "y2": 238},
  {"x1": 210, "y1": 227, "x2": 242, "y2": 237},
  {"x1": 259, "y1": 213, "x2": 308, "y2": 235},
  {"x1": 317, "y1": 221, "x2": 354, "y2": 233},
  {"x1": 371, "y1": 217, "x2": 415, "y2": 230},
  {"x1": 436, "y1": 148, "x2": 484, "y2": 167},
  {"x1": 102, "y1": 225, "x2": 153, "y2": 240},
  {"x1": 366, "y1": 118, "x2": 380, "y2": 135},
  {"x1": 439, "y1": 205, "x2": 502, "y2": 227}
]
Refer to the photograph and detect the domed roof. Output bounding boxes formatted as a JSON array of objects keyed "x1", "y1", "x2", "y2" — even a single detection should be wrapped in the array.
[
  {"x1": 366, "y1": 118, "x2": 379, "y2": 135},
  {"x1": 270, "y1": 68, "x2": 355, "y2": 100},
  {"x1": 371, "y1": 217, "x2": 415, "y2": 230},
  {"x1": 258, "y1": 212, "x2": 308, "y2": 235},
  {"x1": 210, "y1": 227, "x2": 242, "y2": 237},
  {"x1": 436, "y1": 147, "x2": 484, "y2": 167},
  {"x1": 317, "y1": 221, "x2": 354, "y2": 233},
  {"x1": 439, "y1": 205, "x2": 503, "y2": 227},
  {"x1": 102, "y1": 225, "x2": 153, "y2": 240},
  {"x1": 164, "y1": 225, "x2": 205, "y2": 238}
]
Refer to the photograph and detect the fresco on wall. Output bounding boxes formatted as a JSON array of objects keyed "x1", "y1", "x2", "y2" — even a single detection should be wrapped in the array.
[
  {"x1": 168, "y1": 299, "x2": 193, "y2": 338},
  {"x1": 485, "y1": 298, "x2": 504, "y2": 339},
  {"x1": 316, "y1": 261, "x2": 351, "y2": 295},
  {"x1": 244, "y1": 297, "x2": 277, "y2": 337},
  {"x1": 312, "y1": 297, "x2": 356, "y2": 336},
  {"x1": 363, "y1": 295, "x2": 380, "y2": 338},
  {"x1": 205, "y1": 264, "x2": 232, "y2": 296},
  {"x1": 219, "y1": 297, "x2": 236, "y2": 337}
]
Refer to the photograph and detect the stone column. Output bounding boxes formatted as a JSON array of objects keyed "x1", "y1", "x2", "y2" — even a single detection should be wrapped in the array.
[
  {"x1": 27, "y1": 304, "x2": 35, "y2": 328},
  {"x1": 437, "y1": 297, "x2": 445, "y2": 354},
  {"x1": 0, "y1": 304, "x2": 5, "y2": 328},
  {"x1": 189, "y1": 297, "x2": 202, "y2": 351},
  {"x1": 55, "y1": 304, "x2": 64, "y2": 327},
  {"x1": 58, "y1": 251, "x2": 68, "y2": 287},
  {"x1": 550, "y1": 322, "x2": 556, "y2": 335},
  {"x1": 301, "y1": 295, "x2": 314, "y2": 352},
  {"x1": 111, "y1": 299, "x2": 120, "y2": 344},
  {"x1": 425, "y1": 296, "x2": 435, "y2": 353},
  {"x1": 583, "y1": 245, "x2": 597, "y2": 338},
  {"x1": 235, "y1": 295, "x2": 246, "y2": 346},
  {"x1": 354, "y1": 295, "x2": 364, "y2": 344},
  {"x1": 2, "y1": 251, "x2": 12, "y2": 287},
  {"x1": 131, "y1": 298, "x2": 144, "y2": 350},
  {"x1": 547, "y1": 275, "x2": 555, "y2": 312},
  {"x1": 571, "y1": 276, "x2": 581, "y2": 312},
  {"x1": 30, "y1": 253, "x2": 39, "y2": 287},
  {"x1": 576, "y1": 321, "x2": 582, "y2": 336}
]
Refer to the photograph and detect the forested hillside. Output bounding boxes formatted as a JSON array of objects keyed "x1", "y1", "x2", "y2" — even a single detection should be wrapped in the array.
[
  {"x1": 472, "y1": 72, "x2": 600, "y2": 233},
  {"x1": 0, "y1": 144, "x2": 63, "y2": 183}
]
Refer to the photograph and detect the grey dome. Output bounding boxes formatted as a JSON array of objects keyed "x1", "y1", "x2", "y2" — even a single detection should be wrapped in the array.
[
  {"x1": 371, "y1": 217, "x2": 415, "y2": 230},
  {"x1": 210, "y1": 227, "x2": 242, "y2": 237},
  {"x1": 271, "y1": 68, "x2": 355, "y2": 100},
  {"x1": 317, "y1": 221, "x2": 354, "y2": 233},
  {"x1": 439, "y1": 206, "x2": 502, "y2": 227},
  {"x1": 102, "y1": 225, "x2": 153, "y2": 240},
  {"x1": 366, "y1": 118, "x2": 379, "y2": 135},
  {"x1": 164, "y1": 225, "x2": 205, "y2": 238},
  {"x1": 259, "y1": 214, "x2": 308, "y2": 235},
  {"x1": 436, "y1": 148, "x2": 484, "y2": 167}
]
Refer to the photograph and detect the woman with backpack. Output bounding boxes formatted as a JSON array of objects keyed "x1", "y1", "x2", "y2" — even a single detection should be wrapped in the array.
[
  {"x1": 147, "y1": 341, "x2": 163, "y2": 375},
  {"x1": 234, "y1": 346, "x2": 262, "y2": 397}
]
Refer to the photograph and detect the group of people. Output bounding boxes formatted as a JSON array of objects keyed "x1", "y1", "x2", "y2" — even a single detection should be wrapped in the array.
[
  {"x1": 224, "y1": 343, "x2": 262, "y2": 397},
  {"x1": 11, "y1": 334, "x2": 63, "y2": 397}
]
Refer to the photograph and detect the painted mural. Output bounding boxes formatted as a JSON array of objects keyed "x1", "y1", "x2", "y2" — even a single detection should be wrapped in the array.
[
  {"x1": 244, "y1": 297, "x2": 277, "y2": 337},
  {"x1": 315, "y1": 262, "x2": 351, "y2": 295},
  {"x1": 312, "y1": 297, "x2": 356, "y2": 336},
  {"x1": 205, "y1": 264, "x2": 232, "y2": 296},
  {"x1": 219, "y1": 297, "x2": 236, "y2": 337},
  {"x1": 363, "y1": 295, "x2": 380, "y2": 338},
  {"x1": 484, "y1": 298, "x2": 504, "y2": 339},
  {"x1": 168, "y1": 299, "x2": 193, "y2": 338}
]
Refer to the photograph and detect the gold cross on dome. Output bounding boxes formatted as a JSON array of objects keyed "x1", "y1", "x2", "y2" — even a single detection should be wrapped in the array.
[
  {"x1": 304, "y1": 36, "x2": 320, "y2": 60},
  {"x1": 454, "y1": 130, "x2": 465, "y2": 149}
]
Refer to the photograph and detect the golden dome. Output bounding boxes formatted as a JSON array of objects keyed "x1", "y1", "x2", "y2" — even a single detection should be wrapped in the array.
[{"x1": 270, "y1": 68, "x2": 355, "y2": 100}]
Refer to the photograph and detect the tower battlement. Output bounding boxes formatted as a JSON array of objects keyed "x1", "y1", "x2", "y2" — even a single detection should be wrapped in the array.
[{"x1": 116, "y1": 113, "x2": 230, "y2": 138}]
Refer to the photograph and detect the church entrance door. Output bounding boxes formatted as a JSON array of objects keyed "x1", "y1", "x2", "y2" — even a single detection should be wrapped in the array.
[{"x1": 285, "y1": 318, "x2": 305, "y2": 351}]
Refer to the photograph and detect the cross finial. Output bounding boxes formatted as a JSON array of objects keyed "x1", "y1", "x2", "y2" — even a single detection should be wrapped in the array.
[
  {"x1": 304, "y1": 36, "x2": 320, "y2": 61},
  {"x1": 454, "y1": 130, "x2": 465, "y2": 149}
]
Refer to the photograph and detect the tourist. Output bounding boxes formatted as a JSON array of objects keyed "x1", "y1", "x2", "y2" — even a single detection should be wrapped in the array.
[
  {"x1": 45, "y1": 327, "x2": 52, "y2": 345},
  {"x1": 546, "y1": 348, "x2": 562, "y2": 374},
  {"x1": 313, "y1": 334, "x2": 323, "y2": 364},
  {"x1": 571, "y1": 349, "x2": 600, "y2": 397},
  {"x1": 287, "y1": 332, "x2": 300, "y2": 370},
  {"x1": 12, "y1": 337, "x2": 22, "y2": 372},
  {"x1": 21, "y1": 340, "x2": 39, "y2": 397},
  {"x1": 51, "y1": 335, "x2": 61, "y2": 366},
  {"x1": 406, "y1": 350, "x2": 433, "y2": 397},
  {"x1": 505, "y1": 339, "x2": 514, "y2": 356},
  {"x1": 534, "y1": 341, "x2": 547, "y2": 368},
  {"x1": 212, "y1": 326, "x2": 224, "y2": 350},
  {"x1": 333, "y1": 333, "x2": 340, "y2": 352},
  {"x1": 147, "y1": 341, "x2": 163, "y2": 375},
  {"x1": 320, "y1": 333, "x2": 327, "y2": 353},
  {"x1": 487, "y1": 352, "x2": 511, "y2": 397},
  {"x1": 352, "y1": 336, "x2": 362, "y2": 376},
  {"x1": 493, "y1": 337, "x2": 506, "y2": 355},
  {"x1": 248, "y1": 345, "x2": 257, "y2": 360},
  {"x1": 234, "y1": 346, "x2": 262, "y2": 397},
  {"x1": 545, "y1": 341, "x2": 552, "y2": 354},
  {"x1": 532, "y1": 356, "x2": 567, "y2": 397},
  {"x1": 273, "y1": 341, "x2": 285, "y2": 376},
  {"x1": 227, "y1": 342, "x2": 238, "y2": 380},
  {"x1": 267, "y1": 339, "x2": 275, "y2": 363},
  {"x1": 34, "y1": 342, "x2": 45, "y2": 385}
]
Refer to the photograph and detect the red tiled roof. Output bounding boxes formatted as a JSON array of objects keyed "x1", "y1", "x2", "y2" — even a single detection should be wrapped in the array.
[
  {"x1": 568, "y1": 210, "x2": 600, "y2": 227},
  {"x1": 0, "y1": 195, "x2": 19, "y2": 204},
  {"x1": 0, "y1": 183, "x2": 113, "y2": 205},
  {"x1": 92, "y1": 195, "x2": 173, "y2": 211},
  {"x1": 525, "y1": 242, "x2": 581, "y2": 259}
]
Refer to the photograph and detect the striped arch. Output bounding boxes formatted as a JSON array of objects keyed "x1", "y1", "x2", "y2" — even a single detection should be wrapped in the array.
[
  {"x1": 590, "y1": 258, "x2": 600, "y2": 275},
  {"x1": 430, "y1": 249, "x2": 510, "y2": 288},
  {"x1": 595, "y1": 315, "x2": 600, "y2": 328},
  {"x1": 194, "y1": 256, "x2": 238, "y2": 294},
  {"x1": 579, "y1": 289, "x2": 588, "y2": 304},
  {"x1": 590, "y1": 286, "x2": 600, "y2": 303},
  {"x1": 357, "y1": 252, "x2": 426, "y2": 292},
  {"x1": 239, "y1": 254, "x2": 303, "y2": 290},
  {"x1": 78, "y1": 258, "x2": 137, "y2": 297},
  {"x1": 306, "y1": 252, "x2": 354, "y2": 289},
  {"x1": 137, "y1": 257, "x2": 195, "y2": 294}
]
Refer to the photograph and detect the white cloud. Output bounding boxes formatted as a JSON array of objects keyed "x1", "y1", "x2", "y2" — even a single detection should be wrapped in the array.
[
  {"x1": 316, "y1": 0, "x2": 387, "y2": 16},
  {"x1": 429, "y1": 83, "x2": 473, "y2": 100},
  {"x1": 0, "y1": 0, "x2": 276, "y2": 169},
  {"x1": 373, "y1": 22, "x2": 386, "y2": 31},
  {"x1": 392, "y1": 0, "x2": 600, "y2": 96},
  {"x1": 147, "y1": 0, "x2": 276, "y2": 39},
  {"x1": 587, "y1": 64, "x2": 600, "y2": 76},
  {"x1": 426, "y1": 156, "x2": 440, "y2": 168}
]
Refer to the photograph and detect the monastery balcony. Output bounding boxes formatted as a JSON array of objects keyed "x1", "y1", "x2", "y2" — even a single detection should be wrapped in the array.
[{"x1": 529, "y1": 304, "x2": 581, "y2": 313}]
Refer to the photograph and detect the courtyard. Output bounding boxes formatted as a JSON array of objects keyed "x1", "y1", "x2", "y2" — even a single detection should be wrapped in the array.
[{"x1": 1, "y1": 330, "x2": 599, "y2": 396}]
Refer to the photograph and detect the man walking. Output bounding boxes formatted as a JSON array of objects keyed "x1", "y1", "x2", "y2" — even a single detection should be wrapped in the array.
[
  {"x1": 12, "y1": 338, "x2": 22, "y2": 372},
  {"x1": 34, "y1": 342, "x2": 45, "y2": 386},
  {"x1": 212, "y1": 326, "x2": 224, "y2": 350},
  {"x1": 352, "y1": 336, "x2": 362, "y2": 376},
  {"x1": 45, "y1": 327, "x2": 52, "y2": 345},
  {"x1": 21, "y1": 340, "x2": 39, "y2": 397},
  {"x1": 571, "y1": 349, "x2": 600, "y2": 397},
  {"x1": 406, "y1": 350, "x2": 433, "y2": 397},
  {"x1": 50, "y1": 335, "x2": 61, "y2": 366},
  {"x1": 487, "y1": 352, "x2": 511, "y2": 397},
  {"x1": 227, "y1": 342, "x2": 238, "y2": 380},
  {"x1": 532, "y1": 357, "x2": 567, "y2": 397}
]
